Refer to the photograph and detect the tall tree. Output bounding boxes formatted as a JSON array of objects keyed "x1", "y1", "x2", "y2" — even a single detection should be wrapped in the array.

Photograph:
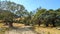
[
  {"x1": 0, "y1": 1, "x2": 26, "y2": 27},
  {"x1": 34, "y1": 8, "x2": 47, "y2": 26}
]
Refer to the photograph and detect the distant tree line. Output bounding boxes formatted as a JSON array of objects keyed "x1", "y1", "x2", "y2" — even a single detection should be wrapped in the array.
[
  {"x1": 0, "y1": 1, "x2": 60, "y2": 27},
  {"x1": 33, "y1": 8, "x2": 60, "y2": 27}
]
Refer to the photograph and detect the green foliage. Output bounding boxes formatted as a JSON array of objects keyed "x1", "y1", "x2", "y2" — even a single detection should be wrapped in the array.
[
  {"x1": 0, "y1": 1, "x2": 27, "y2": 27},
  {"x1": 33, "y1": 8, "x2": 60, "y2": 27},
  {"x1": 0, "y1": 1, "x2": 60, "y2": 27}
]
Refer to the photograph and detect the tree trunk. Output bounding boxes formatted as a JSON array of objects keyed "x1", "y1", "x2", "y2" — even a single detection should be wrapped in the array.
[
  {"x1": 52, "y1": 19, "x2": 56, "y2": 27},
  {"x1": 4, "y1": 21, "x2": 8, "y2": 25},
  {"x1": 46, "y1": 24, "x2": 48, "y2": 27},
  {"x1": 38, "y1": 22, "x2": 41, "y2": 26},
  {"x1": 52, "y1": 22, "x2": 56, "y2": 27},
  {"x1": 9, "y1": 22, "x2": 13, "y2": 27},
  {"x1": 45, "y1": 22, "x2": 49, "y2": 27},
  {"x1": 5, "y1": 22, "x2": 8, "y2": 25},
  {"x1": 38, "y1": 20, "x2": 41, "y2": 26}
]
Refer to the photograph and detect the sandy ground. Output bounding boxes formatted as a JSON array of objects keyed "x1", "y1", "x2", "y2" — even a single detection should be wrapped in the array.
[
  {"x1": 35, "y1": 27, "x2": 60, "y2": 34},
  {"x1": 5, "y1": 26, "x2": 37, "y2": 34}
]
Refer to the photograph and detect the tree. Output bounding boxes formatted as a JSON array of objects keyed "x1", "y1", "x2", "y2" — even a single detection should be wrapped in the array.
[
  {"x1": 21, "y1": 11, "x2": 34, "y2": 25},
  {"x1": 0, "y1": 9, "x2": 16, "y2": 27},
  {"x1": 0, "y1": 1, "x2": 26, "y2": 27},
  {"x1": 26, "y1": 11, "x2": 34, "y2": 25},
  {"x1": 34, "y1": 8, "x2": 47, "y2": 26}
]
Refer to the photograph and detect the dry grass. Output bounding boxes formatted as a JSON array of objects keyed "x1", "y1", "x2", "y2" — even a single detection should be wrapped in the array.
[
  {"x1": 34, "y1": 26, "x2": 60, "y2": 34},
  {"x1": 13, "y1": 23, "x2": 25, "y2": 28},
  {"x1": 0, "y1": 23, "x2": 4, "y2": 28},
  {"x1": 0, "y1": 23, "x2": 9, "y2": 34},
  {"x1": 0, "y1": 23, "x2": 25, "y2": 28},
  {"x1": 0, "y1": 23, "x2": 25, "y2": 34},
  {"x1": 0, "y1": 23, "x2": 60, "y2": 34}
]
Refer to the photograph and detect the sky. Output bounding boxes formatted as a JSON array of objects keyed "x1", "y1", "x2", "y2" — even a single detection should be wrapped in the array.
[{"x1": 1, "y1": 0, "x2": 60, "y2": 11}]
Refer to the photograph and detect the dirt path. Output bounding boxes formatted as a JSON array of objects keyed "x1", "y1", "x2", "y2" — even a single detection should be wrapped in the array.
[{"x1": 5, "y1": 26, "x2": 37, "y2": 34}]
